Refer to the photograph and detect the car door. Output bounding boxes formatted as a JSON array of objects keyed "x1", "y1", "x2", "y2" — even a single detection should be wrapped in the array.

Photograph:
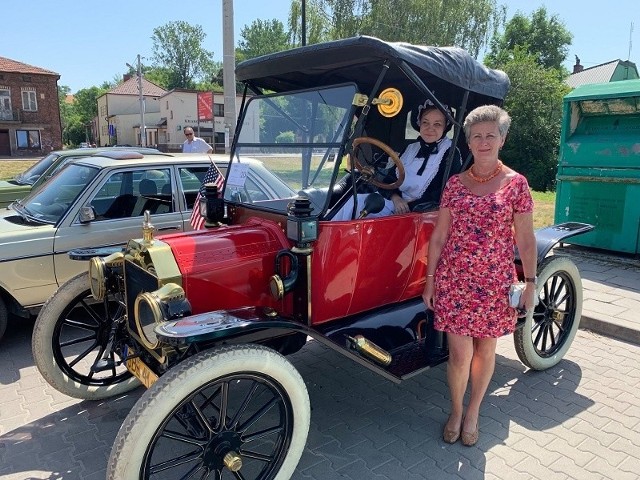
[{"x1": 53, "y1": 165, "x2": 185, "y2": 287}]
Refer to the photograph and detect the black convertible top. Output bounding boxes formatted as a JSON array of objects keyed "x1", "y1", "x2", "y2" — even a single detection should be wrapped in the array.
[{"x1": 236, "y1": 36, "x2": 509, "y2": 102}]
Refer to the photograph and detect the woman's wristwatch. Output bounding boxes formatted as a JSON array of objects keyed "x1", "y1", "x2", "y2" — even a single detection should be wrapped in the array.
[{"x1": 524, "y1": 276, "x2": 538, "y2": 285}]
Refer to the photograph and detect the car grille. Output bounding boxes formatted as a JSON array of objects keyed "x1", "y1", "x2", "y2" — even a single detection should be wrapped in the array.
[{"x1": 124, "y1": 259, "x2": 160, "y2": 336}]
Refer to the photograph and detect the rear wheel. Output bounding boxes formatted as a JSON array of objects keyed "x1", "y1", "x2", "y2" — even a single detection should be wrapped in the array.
[
  {"x1": 108, "y1": 344, "x2": 310, "y2": 480},
  {"x1": 32, "y1": 272, "x2": 139, "y2": 399},
  {"x1": 514, "y1": 256, "x2": 583, "y2": 370}
]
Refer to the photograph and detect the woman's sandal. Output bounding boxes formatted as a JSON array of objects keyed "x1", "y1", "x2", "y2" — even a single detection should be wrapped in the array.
[
  {"x1": 442, "y1": 417, "x2": 461, "y2": 444},
  {"x1": 461, "y1": 424, "x2": 479, "y2": 447}
]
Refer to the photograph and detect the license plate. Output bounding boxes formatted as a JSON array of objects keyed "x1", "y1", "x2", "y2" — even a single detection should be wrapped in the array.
[{"x1": 127, "y1": 356, "x2": 158, "y2": 388}]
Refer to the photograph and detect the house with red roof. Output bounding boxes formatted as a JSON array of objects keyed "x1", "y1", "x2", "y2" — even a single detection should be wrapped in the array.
[
  {"x1": 0, "y1": 56, "x2": 62, "y2": 156},
  {"x1": 96, "y1": 74, "x2": 167, "y2": 147}
]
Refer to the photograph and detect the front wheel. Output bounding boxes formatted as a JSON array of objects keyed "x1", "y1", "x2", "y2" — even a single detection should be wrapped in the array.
[
  {"x1": 514, "y1": 256, "x2": 583, "y2": 370},
  {"x1": 32, "y1": 272, "x2": 139, "y2": 399},
  {"x1": 0, "y1": 297, "x2": 7, "y2": 343},
  {"x1": 108, "y1": 344, "x2": 311, "y2": 480}
]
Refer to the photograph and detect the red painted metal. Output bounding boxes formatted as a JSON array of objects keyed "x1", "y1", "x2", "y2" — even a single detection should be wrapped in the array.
[
  {"x1": 161, "y1": 218, "x2": 294, "y2": 315},
  {"x1": 310, "y1": 213, "x2": 438, "y2": 325}
]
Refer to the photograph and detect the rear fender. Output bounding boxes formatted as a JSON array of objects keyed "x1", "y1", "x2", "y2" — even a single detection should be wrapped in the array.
[{"x1": 517, "y1": 222, "x2": 594, "y2": 265}]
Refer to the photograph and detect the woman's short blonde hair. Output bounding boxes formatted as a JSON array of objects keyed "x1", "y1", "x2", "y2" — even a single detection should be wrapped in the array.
[{"x1": 463, "y1": 105, "x2": 511, "y2": 141}]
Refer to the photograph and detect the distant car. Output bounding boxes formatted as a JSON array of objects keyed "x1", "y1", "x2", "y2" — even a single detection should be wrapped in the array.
[
  {"x1": 0, "y1": 151, "x2": 293, "y2": 341},
  {"x1": 0, "y1": 146, "x2": 163, "y2": 208},
  {"x1": 79, "y1": 142, "x2": 91, "y2": 148}
]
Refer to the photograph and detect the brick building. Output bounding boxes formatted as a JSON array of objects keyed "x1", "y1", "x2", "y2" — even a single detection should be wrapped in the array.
[{"x1": 0, "y1": 56, "x2": 62, "y2": 157}]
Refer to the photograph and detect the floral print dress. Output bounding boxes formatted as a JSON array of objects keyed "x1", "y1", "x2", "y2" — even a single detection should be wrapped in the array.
[{"x1": 434, "y1": 173, "x2": 534, "y2": 338}]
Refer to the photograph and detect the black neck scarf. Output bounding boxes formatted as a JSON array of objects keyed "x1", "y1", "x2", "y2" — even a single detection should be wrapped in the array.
[{"x1": 416, "y1": 137, "x2": 440, "y2": 176}]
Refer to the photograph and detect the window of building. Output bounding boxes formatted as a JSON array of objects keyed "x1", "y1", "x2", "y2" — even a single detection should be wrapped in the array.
[
  {"x1": 21, "y1": 89, "x2": 38, "y2": 111},
  {"x1": 16, "y1": 129, "x2": 41, "y2": 149},
  {"x1": 0, "y1": 88, "x2": 12, "y2": 121},
  {"x1": 213, "y1": 103, "x2": 224, "y2": 117}
]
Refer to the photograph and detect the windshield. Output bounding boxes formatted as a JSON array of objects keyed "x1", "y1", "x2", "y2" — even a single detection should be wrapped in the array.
[
  {"x1": 17, "y1": 163, "x2": 99, "y2": 224},
  {"x1": 227, "y1": 84, "x2": 357, "y2": 215},
  {"x1": 15, "y1": 153, "x2": 61, "y2": 185}
]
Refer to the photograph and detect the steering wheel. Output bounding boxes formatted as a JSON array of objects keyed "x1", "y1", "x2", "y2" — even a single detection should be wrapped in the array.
[{"x1": 351, "y1": 137, "x2": 405, "y2": 190}]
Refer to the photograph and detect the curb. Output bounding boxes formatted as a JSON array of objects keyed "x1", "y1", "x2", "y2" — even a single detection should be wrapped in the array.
[{"x1": 579, "y1": 313, "x2": 640, "y2": 346}]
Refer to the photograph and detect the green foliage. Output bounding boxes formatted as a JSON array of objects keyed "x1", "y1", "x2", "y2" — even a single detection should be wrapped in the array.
[
  {"x1": 141, "y1": 66, "x2": 173, "y2": 90},
  {"x1": 313, "y1": 0, "x2": 504, "y2": 57},
  {"x1": 485, "y1": 6, "x2": 572, "y2": 73},
  {"x1": 151, "y1": 21, "x2": 214, "y2": 89},
  {"x1": 74, "y1": 86, "x2": 106, "y2": 123},
  {"x1": 276, "y1": 131, "x2": 295, "y2": 143},
  {"x1": 498, "y1": 51, "x2": 571, "y2": 191},
  {"x1": 237, "y1": 19, "x2": 292, "y2": 60},
  {"x1": 288, "y1": 0, "x2": 329, "y2": 46}
]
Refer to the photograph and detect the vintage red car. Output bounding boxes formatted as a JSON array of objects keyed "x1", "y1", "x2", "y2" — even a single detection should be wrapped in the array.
[{"x1": 33, "y1": 36, "x2": 592, "y2": 479}]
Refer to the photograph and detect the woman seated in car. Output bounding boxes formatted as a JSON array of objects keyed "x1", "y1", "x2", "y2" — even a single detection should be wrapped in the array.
[{"x1": 332, "y1": 99, "x2": 462, "y2": 220}]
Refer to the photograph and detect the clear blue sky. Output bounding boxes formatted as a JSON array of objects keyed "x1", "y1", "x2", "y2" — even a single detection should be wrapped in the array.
[{"x1": 1, "y1": 0, "x2": 637, "y2": 93}]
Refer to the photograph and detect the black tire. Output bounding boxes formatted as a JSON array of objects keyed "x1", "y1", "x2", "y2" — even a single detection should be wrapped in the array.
[
  {"x1": 0, "y1": 297, "x2": 7, "y2": 343},
  {"x1": 32, "y1": 272, "x2": 139, "y2": 399},
  {"x1": 514, "y1": 256, "x2": 583, "y2": 370},
  {"x1": 107, "y1": 344, "x2": 310, "y2": 480}
]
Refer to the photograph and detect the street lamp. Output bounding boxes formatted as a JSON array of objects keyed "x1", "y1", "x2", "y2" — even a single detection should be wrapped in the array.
[{"x1": 126, "y1": 54, "x2": 146, "y2": 147}]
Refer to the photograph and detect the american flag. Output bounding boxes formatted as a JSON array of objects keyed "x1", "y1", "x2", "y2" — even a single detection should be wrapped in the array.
[{"x1": 190, "y1": 161, "x2": 224, "y2": 230}]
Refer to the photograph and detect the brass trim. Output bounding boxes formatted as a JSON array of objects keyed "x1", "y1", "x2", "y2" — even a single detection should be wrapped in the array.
[
  {"x1": 348, "y1": 335, "x2": 392, "y2": 366},
  {"x1": 269, "y1": 275, "x2": 284, "y2": 300},
  {"x1": 89, "y1": 257, "x2": 106, "y2": 301},
  {"x1": 224, "y1": 451, "x2": 242, "y2": 472}
]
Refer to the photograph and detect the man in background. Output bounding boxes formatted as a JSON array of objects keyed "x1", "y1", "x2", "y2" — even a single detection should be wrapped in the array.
[{"x1": 182, "y1": 127, "x2": 213, "y2": 153}]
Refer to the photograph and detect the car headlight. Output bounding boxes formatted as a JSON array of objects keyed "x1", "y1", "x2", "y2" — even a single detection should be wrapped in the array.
[
  {"x1": 134, "y1": 283, "x2": 191, "y2": 349},
  {"x1": 88, "y1": 251, "x2": 124, "y2": 301},
  {"x1": 89, "y1": 257, "x2": 107, "y2": 301}
]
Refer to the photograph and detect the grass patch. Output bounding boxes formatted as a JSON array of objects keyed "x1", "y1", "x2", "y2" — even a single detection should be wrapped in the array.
[
  {"x1": 531, "y1": 190, "x2": 556, "y2": 229},
  {"x1": 0, "y1": 159, "x2": 556, "y2": 227},
  {"x1": 0, "y1": 160, "x2": 37, "y2": 181}
]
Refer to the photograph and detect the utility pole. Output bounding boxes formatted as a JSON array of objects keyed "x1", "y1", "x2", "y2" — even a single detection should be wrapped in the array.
[
  {"x1": 137, "y1": 54, "x2": 146, "y2": 147},
  {"x1": 222, "y1": 0, "x2": 237, "y2": 153}
]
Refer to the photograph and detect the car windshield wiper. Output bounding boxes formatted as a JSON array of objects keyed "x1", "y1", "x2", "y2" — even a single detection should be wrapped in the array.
[{"x1": 11, "y1": 199, "x2": 47, "y2": 224}]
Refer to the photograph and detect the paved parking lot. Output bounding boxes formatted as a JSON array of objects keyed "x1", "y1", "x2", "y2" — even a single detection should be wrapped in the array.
[{"x1": 1, "y1": 317, "x2": 639, "y2": 480}]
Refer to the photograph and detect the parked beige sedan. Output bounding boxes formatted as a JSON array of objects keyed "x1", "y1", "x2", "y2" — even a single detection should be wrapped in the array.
[{"x1": 0, "y1": 150, "x2": 295, "y2": 341}]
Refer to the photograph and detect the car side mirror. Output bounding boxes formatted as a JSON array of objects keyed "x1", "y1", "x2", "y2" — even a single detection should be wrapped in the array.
[{"x1": 79, "y1": 206, "x2": 96, "y2": 223}]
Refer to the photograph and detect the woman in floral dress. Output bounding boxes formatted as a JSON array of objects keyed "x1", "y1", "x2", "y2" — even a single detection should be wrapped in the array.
[{"x1": 422, "y1": 105, "x2": 537, "y2": 446}]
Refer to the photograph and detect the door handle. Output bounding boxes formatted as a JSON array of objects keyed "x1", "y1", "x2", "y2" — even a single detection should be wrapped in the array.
[{"x1": 157, "y1": 226, "x2": 181, "y2": 231}]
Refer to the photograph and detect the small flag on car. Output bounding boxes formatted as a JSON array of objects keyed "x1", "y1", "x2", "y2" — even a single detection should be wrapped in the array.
[{"x1": 190, "y1": 160, "x2": 224, "y2": 230}]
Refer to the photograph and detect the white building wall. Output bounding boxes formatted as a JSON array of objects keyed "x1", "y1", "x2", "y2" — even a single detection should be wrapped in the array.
[
  {"x1": 97, "y1": 93, "x2": 163, "y2": 146},
  {"x1": 159, "y1": 91, "x2": 258, "y2": 151}
]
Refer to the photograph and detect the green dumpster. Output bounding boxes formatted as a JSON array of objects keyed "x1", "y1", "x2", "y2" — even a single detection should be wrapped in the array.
[{"x1": 554, "y1": 79, "x2": 640, "y2": 254}]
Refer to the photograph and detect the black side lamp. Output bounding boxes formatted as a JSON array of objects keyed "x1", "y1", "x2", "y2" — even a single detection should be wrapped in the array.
[
  {"x1": 202, "y1": 183, "x2": 225, "y2": 226},
  {"x1": 286, "y1": 196, "x2": 318, "y2": 247}
]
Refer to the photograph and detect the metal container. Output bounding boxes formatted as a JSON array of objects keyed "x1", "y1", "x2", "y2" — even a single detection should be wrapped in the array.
[{"x1": 555, "y1": 79, "x2": 640, "y2": 254}]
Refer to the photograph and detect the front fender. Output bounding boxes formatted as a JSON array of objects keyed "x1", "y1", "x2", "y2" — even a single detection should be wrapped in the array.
[
  {"x1": 516, "y1": 222, "x2": 594, "y2": 265},
  {"x1": 155, "y1": 307, "x2": 309, "y2": 347}
]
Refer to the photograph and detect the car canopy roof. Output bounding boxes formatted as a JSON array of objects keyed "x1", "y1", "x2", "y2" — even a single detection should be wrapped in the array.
[{"x1": 236, "y1": 36, "x2": 510, "y2": 103}]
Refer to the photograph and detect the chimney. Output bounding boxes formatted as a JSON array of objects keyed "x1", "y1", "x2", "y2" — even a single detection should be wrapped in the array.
[
  {"x1": 123, "y1": 73, "x2": 132, "y2": 82},
  {"x1": 573, "y1": 55, "x2": 584, "y2": 74}
]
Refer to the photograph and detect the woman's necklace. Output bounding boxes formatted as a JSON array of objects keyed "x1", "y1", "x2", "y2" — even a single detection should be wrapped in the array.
[{"x1": 468, "y1": 160, "x2": 503, "y2": 183}]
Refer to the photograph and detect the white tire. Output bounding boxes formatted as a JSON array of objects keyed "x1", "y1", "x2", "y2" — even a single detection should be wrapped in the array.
[
  {"x1": 514, "y1": 256, "x2": 583, "y2": 370},
  {"x1": 108, "y1": 344, "x2": 310, "y2": 480},
  {"x1": 32, "y1": 272, "x2": 139, "y2": 399}
]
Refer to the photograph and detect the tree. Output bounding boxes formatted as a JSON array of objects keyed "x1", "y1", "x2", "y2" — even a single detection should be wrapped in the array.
[
  {"x1": 73, "y1": 86, "x2": 106, "y2": 124},
  {"x1": 498, "y1": 49, "x2": 570, "y2": 191},
  {"x1": 288, "y1": 0, "x2": 329, "y2": 46},
  {"x1": 312, "y1": 0, "x2": 505, "y2": 57},
  {"x1": 485, "y1": 7, "x2": 573, "y2": 72},
  {"x1": 151, "y1": 21, "x2": 214, "y2": 89},
  {"x1": 237, "y1": 19, "x2": 292, "y2": 61}
]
